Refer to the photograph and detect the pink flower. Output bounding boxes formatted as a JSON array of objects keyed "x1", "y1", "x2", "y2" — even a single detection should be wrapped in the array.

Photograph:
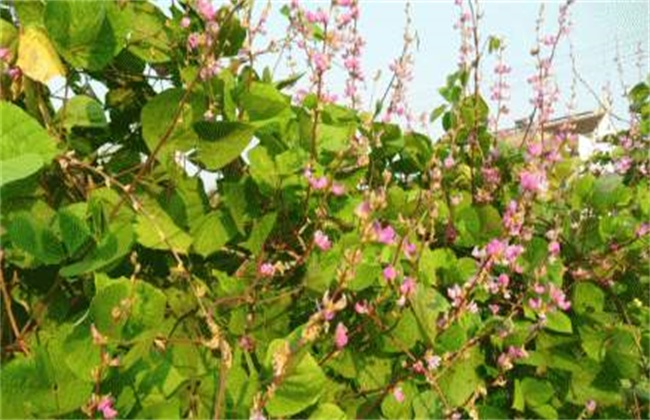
[
  {"x1": 426, "y1": 354, "x2": 441, "y2": 370},
  {"x1": 498, "y1": 274, "x2": 510, "y2": 288},
  {"x1": 489, "y1": 304, "x2": 500, "y2": 315},
  {"x1": 0, "y1": 48, "x2": 11, "y2": 62},
  {"x1": 549, "y1": 284, "x2": 571, "y2": 311},
  {"x1": 528, "y1": 297, "x2": 542, "y2": 310},
  {"x1": 337, "y1": 0, "x2": 353, "y2": 6},
  {"x1": 259, "y1": 262, "x2": 275, "y2": 277},
  {"x1": 354, "y1": 300, "x2": 369, "y2": 314},
  {"x1": 187, "y1": 32, "x2": 200, "y2": 50},
  {"x1": 180, "y1": 16, "x2": 191, "y2": 28},
  {"x1": 615, "y1": 156, "x2": 633, "y2": 174},
  {"x1": 309, "y1": 176, "x2": 329, "y2": 190},
  {"x1": 447, "y1": 284, "x2": 463, "y2": 307},
  {"x1": 585, "y1": 400, "x2": 597, "y2": 414},
  {"x1": 344, "y1": 56, "x2": 360, "y2": 73},
  {"x1": 444, "y1": 155, "x2": 455, "y2": 168},
  {"x1": 374, "y1": 223, "x2": 396, "y2": 245},
  {"x1": 486, "y1": 239, "x2": 506, "y2": 258},
  {"x1": 636, "y1": 223, "x2": 650, "y2": 237},
  {"x1": 519, "y1": 169, "x2": 547, "y2": 193},
  {"x1": 548, "y1": 240, "x2": 560, "y2": 256},
  {"x1": 196, "y1": 0, "x2": 216, "y2": 21},
  {"x1": 403, "y1": 241, "x2": 417, "y2": 259},
  {"x1": 533, "y1": 283, "x2": 545, "y2": 294},
  {"x1": 334, "y1": 322, "x2": 348, "y2": 349},
  {"x1": 97, "y1": 396, "x2": 118, "y2": 420},
  {"x1": 313, "y1": 52, "x2": 330, "y2": 73},
  {"x1": 355, "y1": 201, "x2": 371, "y2": 219},
  {"x1": 383, "y1": 265, "x2": 397, "y2": 282},
  {"x1": 527, "y1": 142, "x2": 543, "y2": 157},
  {"x1": 331, "y1": 182, "x2": 345, "y2": 196},
  {"x1": 314, "y1": 230, "x2": 332, "y2": 251},
  {"x1": 400, "y1": 277, "x2": 416, "y2": 296},
  {"x1": 393, "y1": 386, "x2": 405, "y2": 403},
  {"x1": 504, "y1": 244, "x2": 524, "y2": 263}
]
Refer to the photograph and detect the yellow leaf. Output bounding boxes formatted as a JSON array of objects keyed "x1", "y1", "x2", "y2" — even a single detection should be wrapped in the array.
[{"x1": 17, "y1": 26, "x2": 65, "y2": 83}]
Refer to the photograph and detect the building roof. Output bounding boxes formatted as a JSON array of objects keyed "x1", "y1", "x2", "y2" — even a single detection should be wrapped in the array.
[{"x1": 499, "y1": 111, "x2": 606, "y2": 146}]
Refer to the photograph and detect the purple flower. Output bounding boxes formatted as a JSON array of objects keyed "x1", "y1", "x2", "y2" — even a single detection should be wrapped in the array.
[
  {"x1": 314, "y1": 230, "x2": 332, "y2": 251},
  {"x1": 334, "y1": 322, "x2": 348, "y2": 349}
]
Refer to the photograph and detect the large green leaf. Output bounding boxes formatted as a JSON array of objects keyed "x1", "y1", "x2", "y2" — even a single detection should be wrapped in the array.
[
  {"x1": 107, "y1": 1, "x2": 172, "y2": 63},
  {"x1": 90, "y1": 278, "x2": 167, "y2": 340},
  {"x1": 438, "y1": 347, "x2": 484, "y2": 407},
  {"x1": 59, "y1": 222, "x2": 134, "y2": 277},
  {"x1": 56, "y1": 95, "x2": 107, "y2": 129},
  {"x1": 141, "y1": 88, "x2": 206, "y2": 165},
  {"x1": 190, "y1": 211, "x2": 237, "y2": 258},
  {"x1": 135, "y1": 195, "x2": 193, "y2": 254},
  {"x1": 44, "y1": 0, "x2": 118, "y2": 70},
  {"x1": 264, "y1": 341, "x2": 327, "y2": 417},
  {"x1": 0, "y1": 102, "x2": 57, "y2": 187},
  {"x1": 192, "y1": 121, "x2": 256, "y2": 170},
  {"x1": 240, "y1": 82, "x2": 291, "y2": 121},
  {"x1": 0, "y1": 338, "x2": 92, "y2": 418},
  {"x1": 7, "y1": 211, "x2": 65, "y2": 265}
]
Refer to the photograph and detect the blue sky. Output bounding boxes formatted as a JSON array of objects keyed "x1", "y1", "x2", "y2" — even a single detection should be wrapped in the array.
[{"x1": 161, "y1": 0, "x2": 649, "y2": 132}]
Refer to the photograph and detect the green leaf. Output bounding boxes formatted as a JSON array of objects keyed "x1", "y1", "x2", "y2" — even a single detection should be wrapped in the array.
[
  {"x1": 1, "y1": 102, "x2": 57, "y2": 186},
  {"x1": 310, "y1": 403, "x2": 346, "y2": 420},
  {"x1": 56, "y1": 95, "x2": 107, "y2": 129},
  {"x1": 241, "y1": 82, "x2": 291, "y2": 121},
  {"x1": 438, "y1": 347, "x2": 484, "y2": 407},
  {"x1": 544, "y1": 310, "x2": 573, "y2": 334},
  {"x1": 242, "y1": 212, "x2": 277, "y2": 255},
  {"x1": 60, "y1": 222, "x2": 134, "y2": 277},
  {"x1": 412, "y1": 390, "x2": 443, "y2": 419},
  {"x1": 572, "y1": 282, "x2": 605, "y2": 314},
  {"x1": 190, "y1": 211, "x2": 236, "y2": 258},
  {"x1": 381, "y1": 380, "x2": 415, "y2": 419},
  {"x1": 605, "y1": 328, "x2": 641, "y2": 380},
  {"x1": 192, "y1": 121, "x2": 256, "y2": 170},
  {"x1": 520, "y1": 378, "x2": 554, "y2": 407},
  {"x1": 358, "y1": 357, "x2": 392, "y2": 391},
  {"x1": 44, "y1": 0, "x2": 118, "y2": 70},
  {"x1": 107, "y1": 1, "x2": 172, "y2": 63},
  {"x1": 0, "y1": 154, "x2": 44, "y2": 187},
  {"x1": 264, "y1": 341, "x2": 327, "y2": 417},
  {"x1": 135, "y1": 195, "x2": 193, "y2": 253},
  {"x1": 349, "y1": 261, "x2": 380, "y2": 291},
  {"x1": 90, "y1": 278, "x2": 167, "y2": 340},
  {"x1": 58, "y1": 203, "x2": 92, "y2": 255},
  {"x1": 141, "y1": 88, "x2": 206, "y2": 165},
  {"x1": 7, "y1": 211, "x2": 65, "y2": 265},
  {"x1": 411, "y1": 286, "x2": 449, "y2": 343},
  {"x1": 0, "y1": 332, "x2": 92, "y2": 418}
]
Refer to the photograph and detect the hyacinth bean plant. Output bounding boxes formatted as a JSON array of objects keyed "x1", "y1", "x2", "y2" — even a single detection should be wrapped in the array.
[{"x1": 0, "y1": 0, "x2": 648, "y2": 418}]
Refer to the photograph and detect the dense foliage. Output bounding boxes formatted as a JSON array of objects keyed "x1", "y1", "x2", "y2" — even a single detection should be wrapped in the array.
[{"x1": 0, "y1": 0, "x2": 649, "y2": 419}]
